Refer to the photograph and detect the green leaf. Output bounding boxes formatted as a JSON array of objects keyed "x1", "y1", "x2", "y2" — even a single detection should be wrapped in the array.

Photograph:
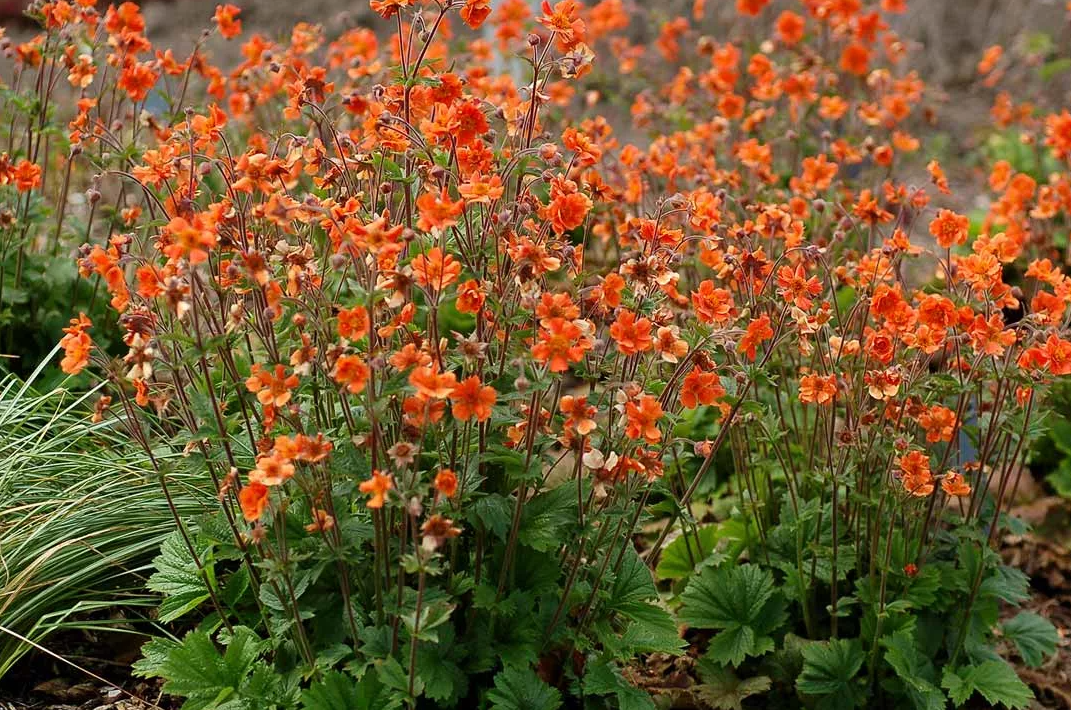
[
  {"x1": 301, "y1": 670, "x2": 401, "y2": 710},
  {"x1": 611, "y1": 549, "x2": 658, "y2": 608},
  {"x1": 414, "y1": 626, "x2": 468, "y2": 705},
  {"x1": 1002, "y1": 612, "x2": 1058, "y2": 668},
  {"x1": 583, "y1": 657, "x2": 655, "y2": 710},
  {"x1": 147, "y1": 530, "x2": 211, "y2": 623},
  {"x1": 618, "y1": 602, "x2": 686, "y2": 656},
  {"x1": 655, "y1": 525, "x2": 723, "y2": 581},
  {"x1": 881, "y1": 630, "x2": 945, "y2": 710},
  {"x1": 942, "y1": 661, "x2": 1032, "y2": 709},
  {"x1": 979, "y1": 565, "x2": 1030, "y2": 605},
  {"x1": 487, "y1": 665, "x2": 562, "y2": 710},
  {"x1": 471, "y1": 494, "x2": 512, "y2": 540},
  {"x1": 517, "y1": 486, "x2": 577, "y2": 552},
  {"x1": 796, "y1": 638, "x2": 865, "y2": 710},
  {"x1": 135, "y1": 627, "x2": 266, "y2": 710},
  {"x1": 679, "y1": 563, "x2": 785, "y2": 666},
  {"x1": 693, "y1": 656, "x2": 771, "y2": 710}
]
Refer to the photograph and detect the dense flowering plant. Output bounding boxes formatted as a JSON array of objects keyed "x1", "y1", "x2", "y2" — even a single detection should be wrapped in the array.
[{"x1": 3, "y1": 0, "x2": 1067, "y2": 707}]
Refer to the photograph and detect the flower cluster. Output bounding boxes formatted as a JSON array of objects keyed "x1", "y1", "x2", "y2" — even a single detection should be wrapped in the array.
[{"x1": 10, "y1": 0, "x2": 1069, "y2": 705}]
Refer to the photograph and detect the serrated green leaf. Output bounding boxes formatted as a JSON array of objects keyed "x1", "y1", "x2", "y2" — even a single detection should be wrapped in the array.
[
  {"x1": 655, "y1": 525, "x2": 723, "y2": 581},
  {"x1": 881, "y1": 630, "x2": 945, "y2": 710},
  {"x1": 941, "y1": 661, "x2": 1032, "y2": 709},
  {"x1": 618, "y1": 602, "x2": 686, "y2": 656},
  {"x1": 583, "y1": 657, "x2": 655, "y2": 710},
  {"x1": 1002, "y1": 612, "x2": 1058, "y2": 668},
  {"x1": 796, "y1": 638, "x2": 865, "y2": 710},
  {"x1": 301, "y1": 670, "x2": 401, "y2": 710},
  {"x1": 487, "y1": 665, "x2": 561, "y2": 710},
  {"x1": 135, "y1": 627, "x2": 266, "y2": 710},
  {"x1": 147, "y1": 530, "x2": 211, "y2": 623},
  {"x1": 679, "y1": 563, "x2": 785, "y2": 666},
  {"x1": 693, "y1": 657, "x2": 771, "y2": 710}
]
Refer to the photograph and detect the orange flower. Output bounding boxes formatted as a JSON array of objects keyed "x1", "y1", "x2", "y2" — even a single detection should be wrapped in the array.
[
  {"x1": 536, "y1": 293, "x2": 580, "y2": 325},
  {"x1": 412, "y1": 247, "x2": 462, "y2": 292},
  {"x1": 927, "y1": 159, "x2": 950, "y2": 194},
  {"x1": 213, "y1": 4, "x2": 242, "y2": 39},
  {"x1": 537, "y1": 0, "x2": 586, "y2": 49},
  {"x1": 609, "y1": 310, "x2": 654, "y2": 355},
  {"x1": 239, "y1": 482, "x2": 270, "y2": 522},
  {"x1": 164, "y1": 215, "x2": 217, "y2": 264},
  {"x1": 541, "y1": 176, "x2": 592, "y2": 235},
  {"x1": 450, "y1": 376, "x2": 496, "y2": 422},
  {"x1": 295, "y1": 433, "x2": 333, "y2": 463},
  {"x1": 332, "y1": 354, "x2": 370, "y2": 394},
  {"x1": 59, "y1": 313, "x2": 93, "y2": 375},
  {"x1": 776, "y1": 264, "x2": 823, "y2": 310},
  {"x1": 624, "y1": 395, "x2": 663, "y2": 444},
  {"x1": 800, "y1": 154, "x2": 838, "y2": 193},
  {"x1": 680, "y1": 367, "x2": 725, "y2": 409},
  {"x1": 306, "y1": 509, "x2": 335, "y2": 533},
  {"x1": 434, "y1": 469, "x2": 458, "y2": 499},
  {"x1": 775, "y1": 10, "x2": 805, "y2": 45},
  {"x1": 655, "y1": 326, "x2": 689, "y2": 363},
  {"x1": 898, "y1": 450, "x2": 934, "y2": 497},
  {"x1": 403, "y1": 394, "x2": 447, "y2": 427},
  {"x1": 460, "y1": 0, "x2": 492, "y2": 29},
  {"x1": 736, "y1": 0, "x2": 769, "y2": 16},
  {"x1": 1044, "y1": 334, "x2": 1071, "y2": 376},
  {"x1": 459, "y1": 173, "x2": 504, "y2": 204},
  {"x1": 562, "y1": 127, "x2": 602, "y2": 166},
  {"x1": 360, "y1": 471, "x2": 394, "y2": 509},
  {"x1": 456, "y1": 279, "x2": 485, "y2": 314},
  {"x1": 1045, "y1": 110, "x2": 1071, "y2": 160},
  {"x1": 410, "y1": 364, "x2": 459, "y2": 399},
  {"x1": 246, "y1": 364, "x2": 299, "y2": 407},
  {"x1": 117, "y1": 61, "x2": 159, "y2": 102},
  {"x1": 738, "y1": 314, "x2": 773, "y2": 361},
  {"x1": 416, "y1": 187, "x2": 464, "y2": 232},
  {"x1": 560, "y1": 395, "x2": 597, "y2": 436},
  {"x1": 104, "y1": 1, "x2": 145, "y2": 34},
  {"x1": 839, "y1": 43, "x2": 870, "y2": 77},
  {"x1": 12, "y1": 160, "x2": 42, "y2": 192},
  {"x1": 532, "y1": 318, "x2": 591, "y2": 372},
  {"x1": 798, "y1": 373, "x2": 837, "y2": 405},
  {"x1": 389, "y1": 343, "x2": 432, "y2": 371},
  {"x1": 692, "y1": 280, "x2": 736, "y2": 325},
  {"x1": 369, "y1": 0, "x2": 415, "y2": 19},
  {"x1": 928, "y1": 209, "x2": 969, "y2": 250},
  {"x1": 863, "y1": 369, "x2": 901, "y2": 400},
  {"x1": 249, "y1": 453, "x2": 295, "y2": 486},
  {"x1": 941, "y1": 472, "x2": 971, "y2": 498},
  {"x1": 919, "y1": 405, "x2": 956, "y2": 443},
  {"x1": 968, "y1": 313, "x2": 1016, "y2": 357},
  {"x1": 337, "y1": 305, "x2": 369, "y2": 340}
]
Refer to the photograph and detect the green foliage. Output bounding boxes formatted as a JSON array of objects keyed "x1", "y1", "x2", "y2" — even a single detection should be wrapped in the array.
[
  {"x1": 679, "y1": 563, "x2": 786, "y2": 666},
  {"x1": 796, "y1": 638, "x2": 865, "y2": 710},
  {"x1": 583, "y1": 656, "x2": 656, "y2": 710},
  {"x1": 941, "y1": 661, "x2": 1032, "y2": 709},
  {"x1": 148, "y1": 530, "x2": 213, "y2": 623},
  {"x1": 133, "y1": 627, "x2": 293, "y2": 710},
  {"x1": 301, "y1": 671, "x2": 400, "y2": 710},
  {"x1": 486, "y1": 665, "x2": 562, "y2": 710},
  {"x1": 881, "y1": 630, "x2": 945, "y2": 710},
  {"x1": 655, "y1": 524, "x2": 725, "y2": 581},
  {"x1": 1001, "y1": 612, "x2": 1058, "y2": 668},
  {"x1": 693, "y1": 656, "x2": 771, "y2": 710}
]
